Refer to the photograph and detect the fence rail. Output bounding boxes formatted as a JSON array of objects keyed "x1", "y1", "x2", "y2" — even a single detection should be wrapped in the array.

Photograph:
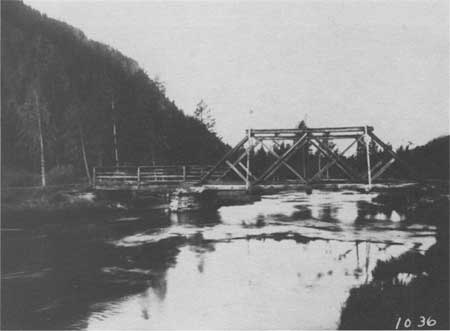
[{"x1": 93, "y1": 165, "x2": 225, "y2": 189}]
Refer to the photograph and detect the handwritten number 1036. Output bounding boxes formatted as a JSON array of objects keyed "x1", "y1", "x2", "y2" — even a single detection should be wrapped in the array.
[{"x1": 395, "y1": 316, "x2": 437, "y2": 329}]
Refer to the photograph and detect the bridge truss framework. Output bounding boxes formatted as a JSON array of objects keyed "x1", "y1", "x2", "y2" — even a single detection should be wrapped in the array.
[{"x1": 200, "y1": 126, "x2": 416, "y2": 188}]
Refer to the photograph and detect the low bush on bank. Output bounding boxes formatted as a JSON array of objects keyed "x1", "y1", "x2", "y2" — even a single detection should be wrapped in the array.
[
  {"x1": 2, "y1": 165, "x2": 87, "y2": 188},
  {"x1": 2, "y1": 186, "x2": 94, "y2": 211},
  {"x1": 339, "y1": 277, "x2": 448, "y2": 330},
  {"x1": 1, "y1": 168, "x2": 41, "y2": 187},
  {"x1": 47, "y1": 165, "x2": 79, "y2": 185}
]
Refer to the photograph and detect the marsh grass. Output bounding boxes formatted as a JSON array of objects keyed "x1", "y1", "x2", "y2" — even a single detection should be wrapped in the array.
[{"x1": 1, "y1": 185, "x2": 106, "y2": 215}]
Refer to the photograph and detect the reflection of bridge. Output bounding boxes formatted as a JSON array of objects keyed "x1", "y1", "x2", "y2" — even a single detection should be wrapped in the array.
[{"x1": 93, "y1": 126, "x2": 415, "y2": 192}]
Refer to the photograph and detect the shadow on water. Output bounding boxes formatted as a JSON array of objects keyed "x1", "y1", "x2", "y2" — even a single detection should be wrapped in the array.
[
  {"x1": 1, "y1": 190, "x2": 443, "y2": 329},
  {"x1": 1, "y1": 209, "x2": 221, "y2": 330}
]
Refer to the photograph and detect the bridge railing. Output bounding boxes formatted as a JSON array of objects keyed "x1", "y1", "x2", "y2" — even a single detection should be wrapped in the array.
[{"x1": 93, "y1": 165, "x2": 224, "y2": 189}]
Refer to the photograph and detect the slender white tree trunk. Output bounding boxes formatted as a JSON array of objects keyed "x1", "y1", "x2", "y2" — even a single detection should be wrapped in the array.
[
  {"x1": 34, "y1": 90, "x2": 46, "y2": 187},
  {"x1": 79, "y1": 124, "x2": 91, "y2": 184},
  {"x1": 112, "y1": 100, "x2": 119, "y2": 167}
]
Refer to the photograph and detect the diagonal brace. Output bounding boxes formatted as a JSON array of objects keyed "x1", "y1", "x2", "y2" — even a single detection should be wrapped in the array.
[
  {"x1": 200, "y1": 135, "x2": 248, "y2": 183},
  {"x1": 372, "y1": 157, "x2": 396, "y2": 181},
  {"x1": 215, "y1": 140, "x2": 257, "y2": 181},
  {"x1": 238, "y1": 161, "x2": 257, "y2": 180},
  {"x1": 368, "y1": 131, "x2": 418, "y2": 179},
  {"x1": 254, "y1": 133, "x2": 308, "y2": 184},
  {"x1": 256, "y1": 138, "x2": 306, "y2": 183},
  {"x1": 309, "y1": 135, "x2": 362, "y2": 182},
  {"x1": 225, "y1": 160, "x2": 248, "y2": 183},
  {"x1": 362, "y1": 160, "x2": 384, "y2": 179},
  {"x1": 310, "y1": 138, "x2": 360, "y2": 181}
]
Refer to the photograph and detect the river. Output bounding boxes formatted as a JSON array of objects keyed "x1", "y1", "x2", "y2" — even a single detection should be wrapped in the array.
[{"x1": 1, "y1": 189, "x2": 437, "y2": 329}]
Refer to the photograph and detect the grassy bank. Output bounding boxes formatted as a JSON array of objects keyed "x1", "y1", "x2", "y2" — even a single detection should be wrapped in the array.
[
  {"x1": 2, "y1": 185, "x2": 103, "y2": 212},
  {"x1": 339, "y1": 187, "x2": 449, "y2": 330},
  {"x1": 1, "y1": 186, "x2": 129, "y2": 228},
  {"x1": 1, "y1": 185, "x2": 172, "y2": 227}
]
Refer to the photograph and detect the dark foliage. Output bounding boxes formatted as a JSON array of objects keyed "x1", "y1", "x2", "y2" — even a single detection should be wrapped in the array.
[
  {"x1": 397, "y1": 135, "x2": 449, "y2": 180},
  {"x1": 339, "y1": 196, "x2": 449, "y2": 330},
  {"x1": 1, "y1": 1, "x2": 227, "y2": 181}
]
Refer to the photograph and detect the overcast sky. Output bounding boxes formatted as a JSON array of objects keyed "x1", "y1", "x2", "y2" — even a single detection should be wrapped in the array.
[{"x1": 25, "y1": 0, "x2": 449, "y2": 147}]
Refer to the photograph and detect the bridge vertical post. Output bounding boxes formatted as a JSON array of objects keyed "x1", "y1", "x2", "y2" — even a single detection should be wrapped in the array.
[
  {"x1": 364, "y1": 126, "x2": 372, "y2": 190},
  {"x1": 182, "y1": 165, "x2": 186, "y2": 182},
  {"x1": 93, "y1": 167, "x2": 96, "y2": 188},
  {"x1": 302, "y1": 139, "x2": 307, "y2": 179},
  {"x1": 246, "y1": 129, "x2": 252, "y2": 190}
]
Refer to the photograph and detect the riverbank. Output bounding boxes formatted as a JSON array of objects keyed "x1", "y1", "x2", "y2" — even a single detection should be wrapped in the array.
[
  {"x1": 2, "y1": 184, "x2": 262, "y2": 219},
  {"x1": 339, "y1": 188, "x2": 449, "y2": 329},
  {"x1": 1, "y1": 186, "x2": 129, "y2": 228},
  {"x1": 2, "y1": 182, "x2": 447, "y2": 222},
  {"x1": 2, "y1": 185, "x2": 115, "y2": 214}
]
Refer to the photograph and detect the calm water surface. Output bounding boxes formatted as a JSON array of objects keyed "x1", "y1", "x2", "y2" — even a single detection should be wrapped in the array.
[{"x1": 2, "y1": 190, "x2": 436, "y2": 329}]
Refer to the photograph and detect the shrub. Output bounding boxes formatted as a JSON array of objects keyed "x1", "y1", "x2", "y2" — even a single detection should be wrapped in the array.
[
  {"x1": 47, "y1": 164, "x2": 77, "y2": 185},
  {"x1": 1, "y1": 168, "x2": 40, "y2": 187}
]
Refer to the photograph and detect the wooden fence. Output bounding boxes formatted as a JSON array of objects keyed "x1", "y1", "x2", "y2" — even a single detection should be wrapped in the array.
[{"x1": 93, "y1": 165, "x2": 224, "y2": 190}]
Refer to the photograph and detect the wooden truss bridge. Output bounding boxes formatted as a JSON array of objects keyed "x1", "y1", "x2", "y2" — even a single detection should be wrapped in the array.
[{"x1": 93, "y1": 125, "x2": 415, "y2": 192}]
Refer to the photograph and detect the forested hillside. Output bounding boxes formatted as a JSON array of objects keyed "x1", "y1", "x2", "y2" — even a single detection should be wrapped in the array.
[{"x1": 1, "y1": 1, "x2": 227, "y2": 185}]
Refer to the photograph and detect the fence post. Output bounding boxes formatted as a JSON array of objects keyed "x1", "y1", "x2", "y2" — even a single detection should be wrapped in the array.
[
  {"x1": 182, "y1": 166, "x2": 186, "y2": 181},
  {"x1": 93, "y1": 167, "x2": 96, "y2": 188}
]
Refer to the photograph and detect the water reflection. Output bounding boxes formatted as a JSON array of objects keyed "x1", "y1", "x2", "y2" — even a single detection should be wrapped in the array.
[
  {"x1": 85, "y1": 190, "x2": 435, "y2": 330},
  {"x1": 86, "y1": 240, "x2": 410, "y2": 330},
  {"x1": 1, "y1": 190, "x2": 437, "y2": 330},
  {"x1": 169, "y1": 209, "x2": 222, "y2": 227}
]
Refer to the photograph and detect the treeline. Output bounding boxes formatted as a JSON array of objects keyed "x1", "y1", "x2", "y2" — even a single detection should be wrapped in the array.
[
  {"x1": 1, "y1": 1, "x2": 227, "y2": 186},
  {"x1": 397, "y1": 135, "x2": 449, "y2": 180}
]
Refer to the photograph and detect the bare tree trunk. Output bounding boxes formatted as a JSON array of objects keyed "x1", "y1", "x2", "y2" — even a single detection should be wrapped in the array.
[
  {"x1": 34, "y1": 90, "x2": 46, "y2": 187},
  {"x1": 112, "y1": 100, "x2": 119, "y2": 167},
  {"x1": 150, "y1": 142, "x2": 156, "y2": 166},
  {"x1": 79, "y1": 124, "x2": 91, "y2": 184},
  {"x1": 151, "y1": 149, "x2": 156, "y2": 166},
  {"x1": 113, "y1": 120, "x2": 119, "y2": 167}
]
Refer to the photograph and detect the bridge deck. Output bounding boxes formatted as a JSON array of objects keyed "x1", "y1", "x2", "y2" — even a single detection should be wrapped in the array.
[{"x1": 93, "y1": 165, "x2": 416, "y2": 193}]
